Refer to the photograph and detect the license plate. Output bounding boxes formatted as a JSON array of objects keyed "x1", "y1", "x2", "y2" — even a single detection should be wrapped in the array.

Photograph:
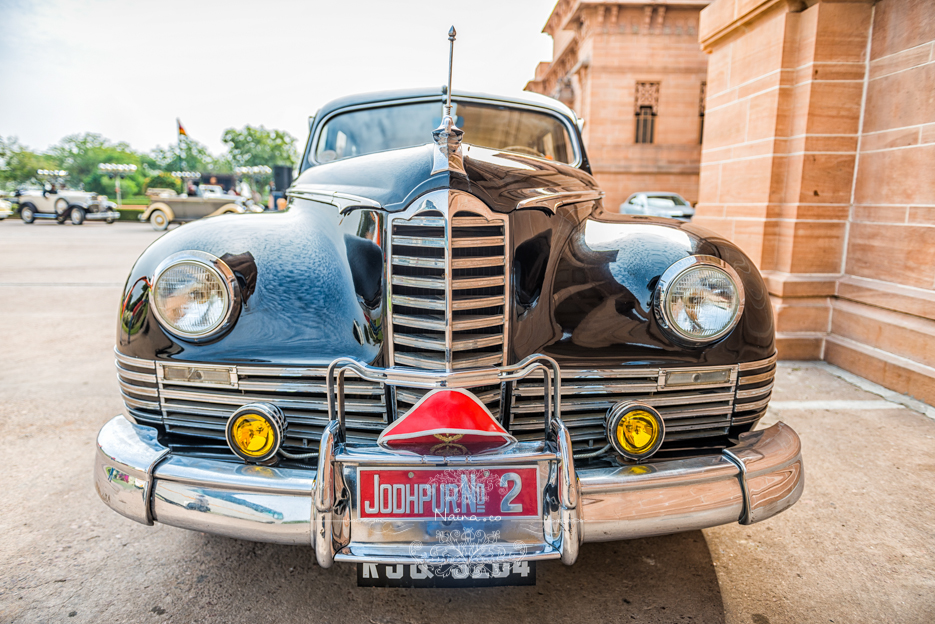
[
  {"x1": 357, "y1": 561, "x2": 536, "y2": 587},
  {"x1": 357, "y1": 466, "x2": 540, "y2": 520}
]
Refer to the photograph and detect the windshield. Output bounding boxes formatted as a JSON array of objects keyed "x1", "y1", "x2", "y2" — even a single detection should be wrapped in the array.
[
  {"x1": 646, "y1": 196, "x2": 690, "y2": 209},
  {"x1": 313, "y1": 100, "x2": 575, "y2": 165}
]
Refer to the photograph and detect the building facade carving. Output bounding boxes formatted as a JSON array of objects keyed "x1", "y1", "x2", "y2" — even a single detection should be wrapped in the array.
[{"x1": 527, "y1": 1, "x2": 711, "y2": 210}]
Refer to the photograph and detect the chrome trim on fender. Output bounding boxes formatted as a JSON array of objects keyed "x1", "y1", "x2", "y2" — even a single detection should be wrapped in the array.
[
  {"x1": 516, "y1": 188, "x2": 604, "y2": 213},
  {"x1": 287, "y1": 187, "x2": 382, "y2": 213}
]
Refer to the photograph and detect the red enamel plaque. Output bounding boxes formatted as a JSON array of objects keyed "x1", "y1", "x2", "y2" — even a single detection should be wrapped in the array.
[{"x1": 377, "y1": 388, "x2": 516, "y2": 456}]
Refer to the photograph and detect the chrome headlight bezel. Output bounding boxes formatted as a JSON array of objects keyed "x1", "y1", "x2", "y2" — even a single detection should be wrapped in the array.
[
  {"x1": 653, "y1": 255, "x2": 745, "y2": 346},
  {"x1": 149, "y1": 250, "x2": 241, "y2": 341}
]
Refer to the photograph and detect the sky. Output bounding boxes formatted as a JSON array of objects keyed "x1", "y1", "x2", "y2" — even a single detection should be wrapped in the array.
[{"x1": 0, "y1": 0, "x2": 558, "y2": 156}]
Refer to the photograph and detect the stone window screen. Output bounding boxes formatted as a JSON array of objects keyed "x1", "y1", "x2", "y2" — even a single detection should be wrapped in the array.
[{"x1": 634, "y1": 82, "x2": 659, "y2": 144}]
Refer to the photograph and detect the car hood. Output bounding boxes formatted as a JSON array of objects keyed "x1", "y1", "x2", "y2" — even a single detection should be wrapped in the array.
[{"x1": 293, "y1": 143, "x2": 599, "y2": 214}]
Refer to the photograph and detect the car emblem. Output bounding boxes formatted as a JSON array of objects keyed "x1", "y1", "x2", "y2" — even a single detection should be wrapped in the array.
[{"x1": 377, "y1": 388, "x2": 516, "y2": 455}]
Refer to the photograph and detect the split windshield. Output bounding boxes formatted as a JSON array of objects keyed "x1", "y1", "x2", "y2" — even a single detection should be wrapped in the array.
[{"x1": 313, "y1": 100, "x2": 575, "y2": 165}]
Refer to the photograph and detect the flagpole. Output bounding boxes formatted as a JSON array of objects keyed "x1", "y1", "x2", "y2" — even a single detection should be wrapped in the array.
[{"x1": 177, "y1": 118, "x2": 182, "y2": 174}]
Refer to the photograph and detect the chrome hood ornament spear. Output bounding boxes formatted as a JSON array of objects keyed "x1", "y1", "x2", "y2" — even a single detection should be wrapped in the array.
[{"x1": 431, "y1": 26, "x2": 465, "y2": 176}]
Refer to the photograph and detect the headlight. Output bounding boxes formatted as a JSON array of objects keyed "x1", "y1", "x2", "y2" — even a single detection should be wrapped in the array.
[
  {"x1": 654, "y1": 255, "x2": 744, "y2": 345},
  {"x1": 150, "y1": 251, "x2": 240, "y2": 340}
]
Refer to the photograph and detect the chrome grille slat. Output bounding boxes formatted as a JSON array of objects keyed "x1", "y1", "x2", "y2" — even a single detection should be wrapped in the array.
[
  {"x1": 391, "y1": 255, "x2": 446, "y2": 268},
  {"x1": 452, "y1": 256, "x2": 504, "y2": 269}
]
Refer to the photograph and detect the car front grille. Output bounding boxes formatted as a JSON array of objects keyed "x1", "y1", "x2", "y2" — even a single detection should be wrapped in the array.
[
  {"x1": 508, "y1": 355, "x2": 777, "y2": 455},
  {"x1": 117, "y1": 350, "x2": 776, "y2": 461},
  {"x1": 387, "y1": 192, "x2": 508, "y2": 371},
  {"x1": 116, "y1": 351, "x2": 386, "y2": 452}
]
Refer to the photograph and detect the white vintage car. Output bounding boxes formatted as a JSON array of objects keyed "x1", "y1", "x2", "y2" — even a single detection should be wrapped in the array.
[{"x1": 15, "y1": 186, "x2": 119, "y2": 225}]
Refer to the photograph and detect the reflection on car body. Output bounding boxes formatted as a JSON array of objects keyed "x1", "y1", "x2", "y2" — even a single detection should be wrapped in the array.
[{"x1": 621, "y1": 192, "x2": 695, "y2": 221}]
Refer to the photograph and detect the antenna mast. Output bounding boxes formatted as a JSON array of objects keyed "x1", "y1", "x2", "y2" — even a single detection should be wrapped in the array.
[{"x1": 446, "y1": 26, "x2": 456, "y2": 117}]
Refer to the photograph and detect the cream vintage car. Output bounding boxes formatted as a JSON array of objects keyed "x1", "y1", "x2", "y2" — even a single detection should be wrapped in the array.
[
  {"x1": 15, "y1": 185, "x2": 119, "y2": 225},
  {"x1": 140, "y1": 185, "x2": 264, "y2": 231},
  {"x1": 0, "y1": 196, "x2": 13, "y2": 220}
]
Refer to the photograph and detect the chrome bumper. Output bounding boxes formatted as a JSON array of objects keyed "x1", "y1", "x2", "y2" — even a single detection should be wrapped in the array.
[
  {"x1": 85, "y1": 209, "x2": 120, "y2": 221},
  {"x1": 95, "y1": 415, "x2": 803, "y2": 562}
]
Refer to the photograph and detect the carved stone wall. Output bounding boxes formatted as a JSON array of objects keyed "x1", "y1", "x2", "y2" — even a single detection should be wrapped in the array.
[
  {"x1": 526, "y1": 1, "x2": 711, "y2": 210},
  {"x1": 696, "y1": 0, "x2": 935, "y2": 404}
]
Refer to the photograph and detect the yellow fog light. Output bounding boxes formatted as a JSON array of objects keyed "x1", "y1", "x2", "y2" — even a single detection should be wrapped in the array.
[
  {"x1": 225, "y1": 403, "x2": 286, "y2": 463},
  {"x1": 606, "y1": 402, "x2": 665, "y2": 461}
]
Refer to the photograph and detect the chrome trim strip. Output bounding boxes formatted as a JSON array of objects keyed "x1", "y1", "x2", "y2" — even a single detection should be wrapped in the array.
[
  {"x1": 735, "y1": 382, "x2": 774, "y2": 399},
  {"x1": 390, "y1": 255, "x2": 446, "y2": 268},
  {"x1": 119, "y1": 379, "x2": 158, "y2": 398},
  {"x1": 738, "y1": 369, "x2": 777, "y2": 385},
  {"x1": 739, "y1": 353, "x2": 778, "y2": 371},
  {"x1": 392, "y1": 294, "x2": 446, "y2": 310},
  {"x1": 451, "y1": 256, "x2": 504, "y2": 269},
  {"x1": 390, "y1": 275, "x2": 445, "y2": 289},
  {"x1": 450, "y1": 295, "x2": 505, "y2": 311},
  {"x1": 287, "y1": 187, "x2": 382, "y2": 212},
  {"x1": 116, "y1": 364, "x2": 157, "y2": 383},
  {"x1": 392, "y1": 235, "x2": 447, "y2": 248},
  {"x1": 450, "y1": 235, "x2": 504, "y2": 247},
  {"x1": 114, "y1": 349, "x2": 156, "y2": 370},
  {"x1": 391, "y1": 314, "x2": 446, "y2": 331},
  {"x1": 734, "y1": 396, "x2": 772, "y2": 412},
  {"x1": 516, "y1": 188, "x2": 604, "y2": 213}
]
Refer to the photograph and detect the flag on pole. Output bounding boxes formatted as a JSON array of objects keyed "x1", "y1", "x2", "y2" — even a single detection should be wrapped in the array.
[{"x1": 177, "y1": 119, "x2": 188, "y2": 138}]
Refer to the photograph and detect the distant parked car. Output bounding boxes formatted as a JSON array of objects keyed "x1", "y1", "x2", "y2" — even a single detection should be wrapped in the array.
[
  {"x1": 139, "y1": 188, "x2": 264, "y2": 231},
  {"x1": 14, "y1": 186, "x2": 119, "y2": 225},
  {"x1": 0, "y1": 197, "x2": 13, "y2": 220},
  {"x1": 620, "y1": 192, "x2": 695, "y2": 220}
]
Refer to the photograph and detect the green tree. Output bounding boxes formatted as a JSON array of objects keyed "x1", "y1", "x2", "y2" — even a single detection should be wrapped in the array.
[
  {"x1": 0, "y1": 137, "x2": 59, "y2": 189},
  {"x1": 47, "y1": 133, "x2": 145, "y2": 193},
  {"x1": 150, "y1": 138, "x2": 216, "y2": 173},
  {"x1": 221, "y1": 125, "x2": 298, "y2": 168}
]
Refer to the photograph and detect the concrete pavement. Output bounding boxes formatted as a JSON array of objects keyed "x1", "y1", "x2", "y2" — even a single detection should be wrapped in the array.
[{"x1": 1, "y1": 220, "x2": 933, "y2": 623}]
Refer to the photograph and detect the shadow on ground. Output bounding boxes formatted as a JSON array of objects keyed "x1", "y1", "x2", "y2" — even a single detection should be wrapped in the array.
[{"x1": 146, "y1": 530, "x2": 726, "y2": 623}]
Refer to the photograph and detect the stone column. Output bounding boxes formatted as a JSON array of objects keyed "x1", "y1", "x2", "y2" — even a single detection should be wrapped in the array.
[{"x1": 695, "y1": 0, "x2": 873, "y2": 360}]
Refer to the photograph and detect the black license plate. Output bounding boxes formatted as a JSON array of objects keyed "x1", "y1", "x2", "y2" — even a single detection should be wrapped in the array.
[{"x1": 357, "y1": 561, "x2": 535, "y2": 587}]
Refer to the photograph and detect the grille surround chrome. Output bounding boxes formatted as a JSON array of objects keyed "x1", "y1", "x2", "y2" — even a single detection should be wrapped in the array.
[{"x1": 386, "y1": 189, "x2": 509, "y2": 372}]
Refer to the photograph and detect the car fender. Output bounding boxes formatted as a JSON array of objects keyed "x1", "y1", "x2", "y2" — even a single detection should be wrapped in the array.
[
  {"x1": 116, "y1": 204, "x2": 380, "y2": 366},
  {"x1": 141, "y1": 202, "x2": 174, "y2": 222},
  {"x1": 207, "y1": 203, "x2": 243, "y2": 217}
]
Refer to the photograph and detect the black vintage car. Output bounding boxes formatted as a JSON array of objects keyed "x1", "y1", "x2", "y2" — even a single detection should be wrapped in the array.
[{"x1": 95, "y1": 54, "x2": 802, "y2": 586}]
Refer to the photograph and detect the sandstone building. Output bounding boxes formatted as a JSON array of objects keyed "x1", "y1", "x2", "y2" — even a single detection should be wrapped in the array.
[
  {"x1": 694, "y1": 0, "x2": 935, "y2": 404},
  {"x1": 526, "y1": 0, "x2": 711, "y2": 211}
]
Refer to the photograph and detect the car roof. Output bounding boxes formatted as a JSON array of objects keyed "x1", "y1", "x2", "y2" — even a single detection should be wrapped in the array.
[{"x1": 313, "y1": 86, "x2": 580, "y2": 125}]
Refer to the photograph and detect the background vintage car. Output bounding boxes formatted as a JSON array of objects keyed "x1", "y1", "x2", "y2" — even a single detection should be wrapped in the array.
[
  {"x1": 0, "y1": 196, "x2": 13, "y2": 220},
  {"x1": 139, "y1": 187, "x2": 263, "y2": 230},
  {"x1": 14, "y1": 186, "x2": 119, "y2": 225},
  {"x1": 96, "y1": 86, "x2": 801, "y2": 580}
]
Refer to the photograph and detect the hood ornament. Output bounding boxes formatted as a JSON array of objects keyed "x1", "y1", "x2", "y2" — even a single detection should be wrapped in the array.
[{"x1": 431, "y1": 26, "x2": 465, "y2": 176}]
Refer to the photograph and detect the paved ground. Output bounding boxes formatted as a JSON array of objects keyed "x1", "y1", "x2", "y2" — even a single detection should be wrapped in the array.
[{"x1": 1, "y1": 220, "x2": 933, "y2": 624}]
